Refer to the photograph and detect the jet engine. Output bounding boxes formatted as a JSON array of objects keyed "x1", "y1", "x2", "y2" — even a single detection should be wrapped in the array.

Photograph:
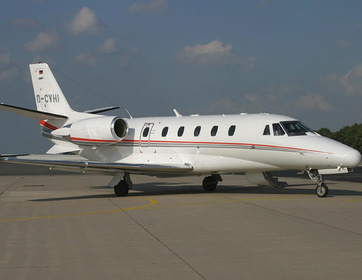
[{"x1": 64, "y1": 116, "x2": 128, "y2": 145}]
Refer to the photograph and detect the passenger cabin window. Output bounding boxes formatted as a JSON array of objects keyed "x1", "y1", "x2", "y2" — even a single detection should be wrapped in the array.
[
  {"x1": 228, "y1": 125, "x2": 236, "y2": 136},
  {"x1": 273, "y1": 123, "x2": 285, "y2": 136},
  {"x1": 143, "y1": 127, "x2": 150, "y2": 137},
  {"x1": 162, "y1": 127, "x2": 168, "y2": 137},
  {"x1": 194, "y1": 126, "x2": 201, "y2": 137},
  {"x1": 263, "y1": 125, "x2": 270, "y2": 135},
  {"x1": 178, "y1": 126, "x2": 185, "y2": 137},
  {"x1": 211, "y1": 126, "x2": 218, "y2": 136},
  {"x1": 280, "y1": 121, "x2": 315, "y2": 136}
]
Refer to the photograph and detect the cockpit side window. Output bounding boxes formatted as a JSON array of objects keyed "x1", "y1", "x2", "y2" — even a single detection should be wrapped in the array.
[
  {"x1": 273, "y1": 123, "x2": 285, "y2": 136},
  {"x1": 280, "y1": 121, "x2": 315, "y2": 136},
  {"x1": 263, "y1": 125, "x2": 270, "y2": 135}
]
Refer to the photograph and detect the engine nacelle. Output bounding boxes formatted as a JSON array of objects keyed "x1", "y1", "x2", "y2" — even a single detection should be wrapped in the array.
[{"x1": 68, "y1": 116, "x2": 128, "y2": 145}]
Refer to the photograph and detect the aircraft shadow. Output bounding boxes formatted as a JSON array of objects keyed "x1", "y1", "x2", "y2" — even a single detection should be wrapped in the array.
[
  {"x1": 128, "y1": 184, "x2": 362, "y2": 197},
  {"x1": 29, "y1": 183, "x2": 362, "y2": 201},
  {"x1": 30, "y1": 193, "x2": 116, "y2": 202}
]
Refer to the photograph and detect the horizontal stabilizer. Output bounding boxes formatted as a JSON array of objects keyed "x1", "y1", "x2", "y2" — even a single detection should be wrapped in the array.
[
  {"x1": 0, "y1": 103, "x2": 68, "y2": 120},
  {"x1": 51, "y1": 127, "x2": 70, "y2": 137},
  {"x1": 1, "y1": 154, "x2": 194, "y2": 174},
  {"x1": 84, "y1": 106, "x2": 120, "y2": 114}
]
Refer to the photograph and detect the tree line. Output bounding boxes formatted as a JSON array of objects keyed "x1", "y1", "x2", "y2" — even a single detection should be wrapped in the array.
[{"x1": 316, "y1": 123, "x2": 362, "y2": 154}]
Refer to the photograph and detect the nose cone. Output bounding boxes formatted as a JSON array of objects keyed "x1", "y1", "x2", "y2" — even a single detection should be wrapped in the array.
[{"x1": 344, "y1": 147, "x2": 361, "y2": 168}]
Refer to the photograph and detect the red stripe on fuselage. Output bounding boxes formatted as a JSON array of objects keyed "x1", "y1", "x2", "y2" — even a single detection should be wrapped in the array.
[
  {"x1": 71, "y1": 137, "x2": 119, "y2": 143},
  {"x1": 62, "y1": 137, "x2": 331, "y2": 155},
  {"x1": 121, "y1": 139, "x2": 333, "y2": 154}
]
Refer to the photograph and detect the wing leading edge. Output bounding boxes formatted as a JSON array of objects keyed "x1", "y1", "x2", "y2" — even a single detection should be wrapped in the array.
[{"x1": 1, "y1": 155, "x2": 194, "y2": 174}]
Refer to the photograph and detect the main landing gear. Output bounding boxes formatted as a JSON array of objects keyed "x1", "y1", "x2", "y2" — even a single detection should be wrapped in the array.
[
  {"x1": 307, "y1": 169, "x2": 329, "y2": 197},
  {"x1": 202, "y1": 174, "x2": 223, "y2": 192},
  {"x1": 114, "y1": 172, "x2": 133, "y2": 197}
]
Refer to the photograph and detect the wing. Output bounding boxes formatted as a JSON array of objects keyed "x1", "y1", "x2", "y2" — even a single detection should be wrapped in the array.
[{"x1": 1, "y1": 154, "x2": 194, "y2": 175}]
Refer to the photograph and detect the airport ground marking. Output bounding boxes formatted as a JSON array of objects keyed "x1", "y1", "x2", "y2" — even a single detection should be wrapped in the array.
[
  {"x1": 0, "y1": 177, "x2": 24, "y2": 196},
  {"x1": 0, "y1": 197, "x2": 158, "y2": 223}
]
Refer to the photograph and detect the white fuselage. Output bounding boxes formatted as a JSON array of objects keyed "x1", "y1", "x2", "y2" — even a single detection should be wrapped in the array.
[
  {"x1": 2, "y1": 63, "x2": 360, "y2": 197},
  {"x1": 62, "y1": 113, "x2": 360, "y2": 176}
]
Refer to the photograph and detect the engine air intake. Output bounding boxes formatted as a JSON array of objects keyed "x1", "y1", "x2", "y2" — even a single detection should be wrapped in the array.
[{"x1": 113, "y1": 118, "x2": 128, "y2": 138}]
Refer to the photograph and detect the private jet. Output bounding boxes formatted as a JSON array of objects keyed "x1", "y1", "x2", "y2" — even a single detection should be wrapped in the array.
[{"x1": 0, "y1": 63, "x2": 360, "y2": 197}]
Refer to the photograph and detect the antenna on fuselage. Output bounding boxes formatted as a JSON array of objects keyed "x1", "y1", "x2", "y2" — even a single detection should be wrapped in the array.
[
  {"x1": 125, "y1": 108, "x2": 133, "y2": 119},
  {"x1": 173, "y1": 109, "x2": 182, "y2": 117}
]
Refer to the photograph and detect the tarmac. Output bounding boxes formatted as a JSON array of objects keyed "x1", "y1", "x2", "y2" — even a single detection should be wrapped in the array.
[{"x1": 0, "y1": 163, "x2": 361, "y2": 280}]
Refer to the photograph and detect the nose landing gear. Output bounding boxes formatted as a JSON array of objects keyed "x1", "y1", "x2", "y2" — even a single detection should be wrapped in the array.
[
  {"x1": 316, "y1": 182, "x2": 329, "y2": 197},
  {"x1": 307, "y1": 169, "x2": 329, "y2": 197}
]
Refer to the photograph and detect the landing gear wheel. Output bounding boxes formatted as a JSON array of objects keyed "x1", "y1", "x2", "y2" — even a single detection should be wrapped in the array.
[
  {"x1": 315, "y1": 183, "x2": 328, "y2": 198},
  {"x1": 114, "y1": 180, "x2": 129, "y2": 197},
  {"x1": 202, "y1": 176, "x2": 218, "y2": 192}
]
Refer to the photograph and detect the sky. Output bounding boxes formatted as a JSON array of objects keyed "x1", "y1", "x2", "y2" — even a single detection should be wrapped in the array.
[{"x1": 0, "y1": 0, "x2": 362, "y2": 153}]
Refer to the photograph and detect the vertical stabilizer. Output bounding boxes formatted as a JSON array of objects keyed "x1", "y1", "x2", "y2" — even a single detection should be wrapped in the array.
[{"x1": 29, "y1": 63, "x2": 73, "y2": 116}]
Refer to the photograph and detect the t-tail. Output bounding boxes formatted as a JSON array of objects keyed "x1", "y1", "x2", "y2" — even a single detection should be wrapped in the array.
[
  {"x1": 30, "y1": 63, "x2": 111, "y2": 138},
  {"x1": 29, "y1": 63, "x2": 74, "y2": 117},
  {"x1": 0, "y1": 63, "x2": 126, "y2": 154}
]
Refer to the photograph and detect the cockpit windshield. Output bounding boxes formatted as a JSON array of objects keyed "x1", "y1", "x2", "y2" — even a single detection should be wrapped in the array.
[{"x1": 280, "y1": 121, "x2": 315, "y2": 136}]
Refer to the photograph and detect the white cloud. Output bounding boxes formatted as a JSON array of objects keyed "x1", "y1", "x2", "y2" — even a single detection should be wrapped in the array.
[
  {"x1": 98, "y1": 38, "x2": 119, "y2": 54},
  {"x1": 317, "y1": 64, "x2": 362, "y2": 95},
  {"x1": 68, "y1": 7, "x2": 104, "y2": 35},
  {"x1": 296, "y1": 94, "x2": 333, "y2": 112},
  {"x1": 25, "y1": 31, "x2": 60, "y2": 52},
  {"x1": 245, "y1": 57, "x2": 260, "y2": 72},
  {"x1": 75, "y1": 54, "x2": 97, "y2": 67},
  {"x1": 0, "y1": 68, "x2": 18, "y2": 83},
  {"x1": 127, "y1": 0, "x2": 168, "y2": 14},
  {"x1": 175, "y1": 40, "x2": 239, "y2": 65},
  {"x1": 175, "y1": 40, "x2": 260, "y2": 71},
  {"x1": 340, "y1": 64, "x2": 362, "y2": 94},
  {"x1": 0, "y1": 52, "x2": 10, "y2": 68},
  {"x1": 244, "y1": 94, "x2": 260, "y2": 104}
]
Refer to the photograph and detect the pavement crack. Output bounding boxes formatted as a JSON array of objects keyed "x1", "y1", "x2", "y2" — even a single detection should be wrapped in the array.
[
  {"x1": 0, "y1": 177, "x2": 24, "y2": 196},
  {"x1": 220, "y1": 194, "x2": 362, "y2": 238},
  {"x1": 109, "y1": 199, "x2": 206, "y2": 280}
]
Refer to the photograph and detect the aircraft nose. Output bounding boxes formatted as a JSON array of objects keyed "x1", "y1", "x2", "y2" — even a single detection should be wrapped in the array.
[{"x1": 344, "y1": 147, "x2": 361, "y2": 168}]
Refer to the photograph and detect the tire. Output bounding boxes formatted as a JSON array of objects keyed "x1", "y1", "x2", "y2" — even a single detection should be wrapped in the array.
[
  {"x1": 315, "y1": 183, "x2": 328, "y2": 198},
  {"x1": 114, "y1": 180, "x2": 129, "y2": 196},
  {"x1": 202, "y1": 176, "x2": 217, "y2": 192}
]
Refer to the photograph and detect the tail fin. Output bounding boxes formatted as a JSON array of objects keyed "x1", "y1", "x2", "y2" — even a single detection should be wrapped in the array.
[{"x1": 29, "y1": 63, "x2": 73, "y2": 116}]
